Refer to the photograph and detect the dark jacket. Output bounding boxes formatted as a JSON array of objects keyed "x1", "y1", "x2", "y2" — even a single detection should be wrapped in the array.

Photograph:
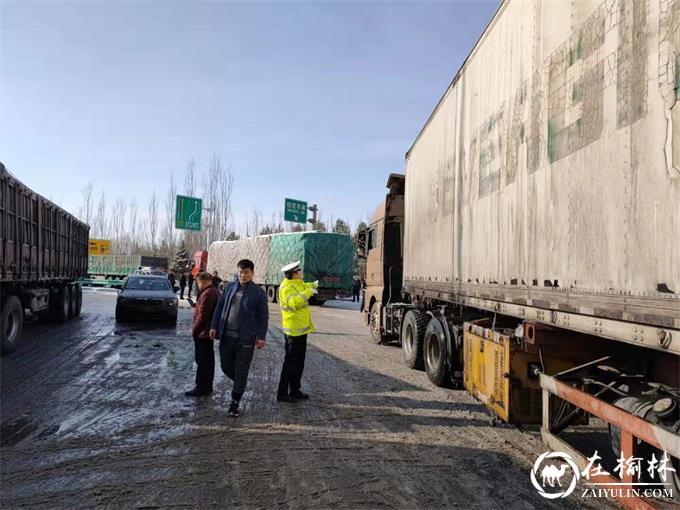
[
  {"x1": 180, "y1": 274, "x2": 187, "y2": 287},
  {"x1": 193, "y1": 286, "x2": 220, "y2": 340},
  {"x1": 210, "y1": 280, "x2": 268, "y2": 345}
]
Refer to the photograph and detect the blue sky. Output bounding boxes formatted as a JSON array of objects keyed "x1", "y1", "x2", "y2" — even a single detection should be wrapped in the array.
[{"x1": 1, "y1": 0, "x2": 499, "y2": 231}]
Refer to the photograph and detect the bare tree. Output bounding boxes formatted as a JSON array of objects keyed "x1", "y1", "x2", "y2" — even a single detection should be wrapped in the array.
[
  {"x1": 202, "y1": 155, "x2": 220, "y2": 247},
  {"x1": 81, "y1": 182, "x2": 94, "y2": 225},
  {"x1": 216, "y1": 162, "x2": 234, "y2": 240},
  {"x1": 165, "y1": 172, "x2": 177, "y2": 248},
  {"x1": 184, "y1": 158, "x2": 196, "y2": 196},
  {"x1": 245, "y1": 210, "x2": 262, "y2": 237},
  {"x1": 146, "y1": 191, "x2": 159, "y2": 253},
  {"x1": 200, "y1": 155, "x2": 235, "y2": 245},
  {"x1": 110, "y1": 197, "x2": 127, "y2": 252},
  {"x1": 128, "y1": 198, "x2": 139, "y2": 253},
  {"x1": 184, "y1": 158, "x2": 199, "y2": 250},
  {"x1": 94, "y1": 191, "x2": 107, "y2": 239}
]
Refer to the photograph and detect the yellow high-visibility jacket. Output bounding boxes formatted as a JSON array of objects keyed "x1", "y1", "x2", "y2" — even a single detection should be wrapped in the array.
[{"x1": 278, "y1": 278, "x2": 316, "y2": 337}]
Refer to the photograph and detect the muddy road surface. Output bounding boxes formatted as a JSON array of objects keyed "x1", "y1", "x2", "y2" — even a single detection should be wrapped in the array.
[{"x1": 1, "y1": 289, "x2": 615, "y2": 508}]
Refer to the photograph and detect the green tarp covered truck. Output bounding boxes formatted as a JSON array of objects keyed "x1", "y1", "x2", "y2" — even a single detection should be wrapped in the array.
[
  {"x1": 208, "y1": 232, "x2": 353, "y2": 305},
  {"x1": 81, "y1": 255, "x2": 169, "y2": 288}
]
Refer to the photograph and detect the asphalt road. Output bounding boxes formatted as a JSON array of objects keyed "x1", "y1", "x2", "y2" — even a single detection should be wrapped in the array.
[{"x1": 0, "y1": 289, "x2": 616, "y2": 509}]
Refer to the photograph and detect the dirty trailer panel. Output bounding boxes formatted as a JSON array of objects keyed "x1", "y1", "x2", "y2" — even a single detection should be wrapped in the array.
[
  {"x1": 0, "y1": 164, "x2": 89, "y2": 283},
  {"x1": 403, "y1": 0, "x2": 680, "y2": 336}
]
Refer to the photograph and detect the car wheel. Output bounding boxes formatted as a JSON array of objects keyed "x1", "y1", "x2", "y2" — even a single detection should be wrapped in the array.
[
  {"x1": 266, "y1": 286, "x2": 277, "y2": 303},
  {"x1": 115, "y1": 309, "x2": 126, "y2": 322},
  {"x1": 401, "y1": 310, "x2": 427, "y2": 370},
  {"x1": 1, "y1": 296, "x2": 24, "y2": 355}
]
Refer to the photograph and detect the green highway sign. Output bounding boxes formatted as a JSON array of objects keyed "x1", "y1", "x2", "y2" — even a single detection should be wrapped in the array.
[
  {"x1": 284, "y1": 198, "x2": 308, "y2": 224},
  {"x1": 175, "y1": 195, "x2": 202, "y2": 231}
]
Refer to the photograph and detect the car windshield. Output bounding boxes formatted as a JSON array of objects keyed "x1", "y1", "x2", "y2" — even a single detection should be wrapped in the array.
[{"x1": 125, "y1": 277, "x2": 170, "y2": 291}]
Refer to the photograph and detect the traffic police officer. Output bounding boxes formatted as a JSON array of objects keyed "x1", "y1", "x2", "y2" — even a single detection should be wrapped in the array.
[{"x1": 276, "y1": 261, "x2": 317, "y2": 402}]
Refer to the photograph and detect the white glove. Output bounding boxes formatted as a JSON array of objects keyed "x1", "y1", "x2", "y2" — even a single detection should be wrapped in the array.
[
  {"x1": 310, "y1": 288, "x2": 319, "y2": 296},
  {"x1": 310, "y1": 280, "x2": 319, "y2": 289}
]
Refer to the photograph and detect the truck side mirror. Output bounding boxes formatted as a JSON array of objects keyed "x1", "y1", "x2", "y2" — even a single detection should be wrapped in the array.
[{"x1": 356, "y1": 230, "x2": 367, "y2": 258}]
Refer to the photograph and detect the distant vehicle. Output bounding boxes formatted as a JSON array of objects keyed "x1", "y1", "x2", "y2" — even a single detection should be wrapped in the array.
[
  {"x1": 208, "y1": 232, "x2": 353, "y2": 305},
  {"x1": 115, "y1": 275, "x2": 178, "y2": 323},
  {"x1": 191, "y1": 250, "x2": 208, "y2": 277},
  {"x1": 1, "y1": 163, "x2": 89, "y2": 354},
  {"x1": 82, "y1": 255, "x2": 169, "y2": 288},
  {"x1": 134, "y1": 266, "x2": 166, "y2": 277}
]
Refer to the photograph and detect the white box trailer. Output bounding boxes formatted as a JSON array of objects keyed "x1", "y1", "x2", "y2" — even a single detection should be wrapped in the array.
[
  {"x1": 361, "y1": 4, "x2": 680, "y2": 503},
  {"x1": 401, "y1": 0, "x2": 679, "y2": 352},
  {"x1": 207, "y1": 235, "x2": 271, "y2": 284}
]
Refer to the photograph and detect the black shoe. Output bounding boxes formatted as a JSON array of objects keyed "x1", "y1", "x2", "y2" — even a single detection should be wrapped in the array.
[
  {"x1": 290, "y1": 391, "x2": 309, "y2": 400},
  {"x1": 185, "y1": 387, "x2": 212, "y2": 397},
  {"x1": 227, "y1": 401, "x2": 240, "y2": 417},
  {"x1": 277, "y1": 395, "x2": 297, "y2": 402}
]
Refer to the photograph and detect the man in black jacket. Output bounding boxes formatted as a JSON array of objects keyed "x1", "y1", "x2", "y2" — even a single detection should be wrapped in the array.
[
  {"x1": 179, "y1": 273, "x2": 187, "y2": 300},
  {"x1": 210, "y1": 259, "x2": 268, "y2": 417}
]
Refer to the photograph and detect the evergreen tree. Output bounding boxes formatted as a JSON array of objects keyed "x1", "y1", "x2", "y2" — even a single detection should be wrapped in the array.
[
  {"x1": 171, "y1": 240, "x2": 191, "y2": 274},
  {"x1": 226, "y1": 231, "x2": 240, "y2": 241}
]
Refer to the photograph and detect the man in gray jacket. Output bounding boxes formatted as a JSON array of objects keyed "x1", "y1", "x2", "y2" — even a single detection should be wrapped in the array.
[{"x1": 210, "y1": 259, "x2": 268, "y2": 417}]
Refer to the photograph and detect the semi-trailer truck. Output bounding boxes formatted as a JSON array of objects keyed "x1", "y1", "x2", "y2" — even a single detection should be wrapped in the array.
[
  {"x1": 82, "y1": 255, "x2": 169, "y2": 287},
  {"x1": 208, "y1": 231, "x2": 353, "y2": 305},
  {"x1": 360, "y1": 0, "x2": 680, "y2": 504},
  {"x1": 0, "y1": 163, "x2": 89, "y2": 354}
]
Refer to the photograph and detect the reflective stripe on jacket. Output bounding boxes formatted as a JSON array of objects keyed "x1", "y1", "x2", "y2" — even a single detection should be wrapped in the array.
[{"x1": 278, "y1": 278, "x2": 315, "y2": 337}]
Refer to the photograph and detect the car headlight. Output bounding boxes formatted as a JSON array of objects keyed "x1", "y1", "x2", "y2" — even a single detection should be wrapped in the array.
[{"x1": 166, "y1": 298, "x2": 177, "y2": 306}]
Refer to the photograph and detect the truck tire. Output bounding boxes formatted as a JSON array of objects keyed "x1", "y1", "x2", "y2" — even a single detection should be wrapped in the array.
[
  {"x1": 266, "y1": 286, "x2": 277, "y2": 303},
  {"x1": 423, "y1": 317, "x2": 451, "y2": 387},
  {"x1": 67, "y1": 285, "x2": 77, "y2": 318},
  {"x1": 369, "y1": 302, "x2": 385, "y2": 345},
  {"x1": 73, "y1": 284, "x2": 83, "y2": 318},
  {"x1": 1, "y1": 296, "x2": 24, "y2": 355},
  {"x1": 53, "y1": 285, "x2": 70, "y2": 323},
  {"x1": 401, "y1": 310, "x2": 427, "y2": 370}
]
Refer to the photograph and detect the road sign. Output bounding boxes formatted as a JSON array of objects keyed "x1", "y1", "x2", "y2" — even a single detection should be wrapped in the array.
[
  {"x1": 284, "y1": 198, "x2": 308, "y2": 224},
  {"x1": 88, "y1": 239, "x2": 111, "y2": 255},
  {"x1": 175, "y1": 195, "x2": 202, "y2": 231}
]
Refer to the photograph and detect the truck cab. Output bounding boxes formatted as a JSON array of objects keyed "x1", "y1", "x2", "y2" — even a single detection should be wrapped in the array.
[{"x1": 360, "y1": 174, "x2": 405, "y2": 342}]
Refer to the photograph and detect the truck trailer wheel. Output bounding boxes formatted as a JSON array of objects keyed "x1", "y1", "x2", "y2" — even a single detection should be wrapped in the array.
[
  {"x1": 266, "y1": 286, "x2": 277, "y2": 303},
  {"x1": 423, "y1": 317, "x2": 451, "y2": 387},
  {"x1": 67, "y1": 285, "x2": 77, "y2": 318},
  {"x1": 73, "y1": 284, "x2": 83, "y2": 318},
  {"x1": 401, "y1": 310, "x2": 427, "y2": 370},
  {"x1": 52, "y1": 285, "x2": 71, "y2": 323},
  {"x1": 369, "y1": 303, "x2": 385, "y2": 345},
  {"x1": 1, "y1": 296, "x2": 24, "y2": 355}
]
